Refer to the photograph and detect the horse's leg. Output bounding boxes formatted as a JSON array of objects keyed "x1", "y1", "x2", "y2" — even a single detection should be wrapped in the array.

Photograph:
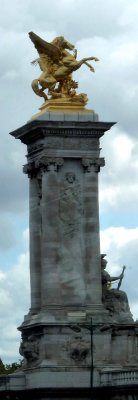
[
  {"x1": 32, "y1": 79, "x2": 48, "y2": 101},
  {"x1": 39, "y1": 72, "x2": 57, "y2": 89},
  {"x1": 82, "y1": 56, "x2": 99, "y2": 62},
  {"x1": 70, "y1": 57, "x2": 98, "y2": 73},
  {"x1": 76, "y1": 57, "x2": 99, "y2": 72},
  {"x1": 84, "y1": 61, "x2": 95, "y2": 72}
]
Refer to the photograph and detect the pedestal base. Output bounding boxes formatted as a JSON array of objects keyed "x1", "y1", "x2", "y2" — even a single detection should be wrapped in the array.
[
  {"x1": 18, "y1": 313, "x2": 137, "y2": 372},
  {"x1": 31, "y1": 97, "x2": 95, "y2": 119}
]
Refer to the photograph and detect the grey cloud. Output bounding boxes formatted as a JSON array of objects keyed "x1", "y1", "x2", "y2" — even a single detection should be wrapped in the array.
[
  {"x1": 0, "y1": 166, "x2": 28, "y2": 213},
  {"x1": 0, "y1": 252, "x2": 30, "y2": 363},
  {"x1": 9, "y1": 0, "x2": 133, "y2": 40},
  {"x1": 112, "y1": 239, "x2": 138, "y2": 305},
  {"x1": 75, "y1": 35, "x2": 138, "y2": 137},
  {"x1": 0, "y1": 133, "x2": 28, "y2": 213},
  {"x1": 0, "y1": 216, "x2": 17, "y2": 250},
  {"x1": 98, "y1": 125, "x2": 138, "y2": 214},
  {"x1": 0, "y1": 0, "x2": 134, "y2": 41}
]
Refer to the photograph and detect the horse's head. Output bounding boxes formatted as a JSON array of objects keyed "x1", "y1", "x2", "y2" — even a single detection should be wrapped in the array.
[
  {"x1": 52, "y1": 36, "x2": 75, "y2": 51},
  {"x1": 62, "y1": 37, "x2": 75, "y2": 51}
]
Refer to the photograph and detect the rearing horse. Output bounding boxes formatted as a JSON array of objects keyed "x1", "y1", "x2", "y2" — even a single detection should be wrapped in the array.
[{"x1": 29, "y1": 32, "x2": 99, "y2": 101}]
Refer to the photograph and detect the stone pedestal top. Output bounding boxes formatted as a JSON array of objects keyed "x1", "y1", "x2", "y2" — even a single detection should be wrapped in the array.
[
  {"x1": 9, "y1": 113, "x2": 115, "y2": 145},
  {"x1": 31, "y1": 111, "x2": 99, "y2": 122}
]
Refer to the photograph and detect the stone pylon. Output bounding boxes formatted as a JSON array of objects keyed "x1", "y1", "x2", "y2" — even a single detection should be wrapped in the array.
[
  {"x1": 12, "y1": 112, "x2": 110, "y2": 322},
  {"x1": 2, "y1": 111, "x2": 137, "y2": 399}
]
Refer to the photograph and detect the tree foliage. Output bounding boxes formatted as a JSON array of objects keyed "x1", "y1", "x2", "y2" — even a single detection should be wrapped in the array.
[{"x1": 0, "y1": 358, "x2": 22, "y2": 375}]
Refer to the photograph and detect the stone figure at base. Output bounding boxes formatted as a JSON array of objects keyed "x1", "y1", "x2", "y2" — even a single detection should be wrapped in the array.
[
  {"x1": 101, "y1": 254, "x2": 124, "y2": 296},
  {"x1": 101, "y1": 254, "x2": 132, "y2": 321}
]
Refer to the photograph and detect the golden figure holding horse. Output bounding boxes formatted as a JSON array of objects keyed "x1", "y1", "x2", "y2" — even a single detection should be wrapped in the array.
[{"x1": 29, "y1": 32, "x2": 99, "y2": 112}]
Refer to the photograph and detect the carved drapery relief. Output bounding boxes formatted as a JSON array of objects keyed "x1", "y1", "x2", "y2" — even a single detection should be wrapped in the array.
[
  {"x1": 59, "y1": 172, "x2": 85, "y2": 302},
  {"x1": 59, "y1": 172, "x2": 83, "y2": 237},
  {"x1": 82, "y1": 157, "x2": 105, "y2": 173}
]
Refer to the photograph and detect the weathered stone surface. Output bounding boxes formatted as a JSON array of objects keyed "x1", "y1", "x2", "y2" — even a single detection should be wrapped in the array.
[
  {"x1": 4, "y1": 114, "x2": 137, "y2": 395},
  {"x1": 13, "y1": 117, "x2": 113, "y2": 316}
]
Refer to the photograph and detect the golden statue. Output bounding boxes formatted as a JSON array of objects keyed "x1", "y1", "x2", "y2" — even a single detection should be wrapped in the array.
[{"x1": 29, "y1": 32, "x2": 99, "y2": 113}]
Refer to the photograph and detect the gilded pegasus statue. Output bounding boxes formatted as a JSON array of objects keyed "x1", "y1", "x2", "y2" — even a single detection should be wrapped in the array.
[{"x1": 29, "y1": 31, "x2": 99, "y2": 106}]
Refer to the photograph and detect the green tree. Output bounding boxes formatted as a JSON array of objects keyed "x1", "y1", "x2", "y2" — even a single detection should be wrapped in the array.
[
  {"x1": 0, "y1": 358, "x2": 6, "y2": 374},
  {"x1": 0, "y1": 358, "x2": 22, "y2": 375}
]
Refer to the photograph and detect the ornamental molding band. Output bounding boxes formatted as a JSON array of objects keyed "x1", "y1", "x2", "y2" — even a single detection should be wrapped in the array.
[{"x1": 27, "y1": 142, "x2": 44, "y2": 154}]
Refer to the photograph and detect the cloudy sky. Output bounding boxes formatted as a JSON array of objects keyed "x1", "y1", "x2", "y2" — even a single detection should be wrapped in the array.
[{"x1": 0, "y1": 0, "x2": 138, "y2": 363}]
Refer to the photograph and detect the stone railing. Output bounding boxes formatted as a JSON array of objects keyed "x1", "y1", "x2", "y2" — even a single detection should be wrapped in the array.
[{"x1": 100, "y1": 368, "x2": 138, "y2": 386}]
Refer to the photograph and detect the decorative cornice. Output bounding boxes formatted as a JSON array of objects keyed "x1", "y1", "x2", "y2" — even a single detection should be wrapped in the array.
[{"x1": 9, "y1": 121, "x2": 116, "y2": 145}]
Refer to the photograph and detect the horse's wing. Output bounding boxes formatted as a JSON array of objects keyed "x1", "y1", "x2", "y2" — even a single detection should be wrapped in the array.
[{"x1": 29, "y1": 31, "x2": 61, "y2": 62}]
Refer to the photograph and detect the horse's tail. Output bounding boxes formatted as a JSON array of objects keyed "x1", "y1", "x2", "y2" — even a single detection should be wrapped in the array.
[{"x1": 31, "y1": 79, "x2": 47, "y2": 100}]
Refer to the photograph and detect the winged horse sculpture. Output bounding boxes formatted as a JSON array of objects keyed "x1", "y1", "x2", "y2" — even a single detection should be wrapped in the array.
[{"x1": 29, "y1": 32, "x2": 99, "y2": 103}]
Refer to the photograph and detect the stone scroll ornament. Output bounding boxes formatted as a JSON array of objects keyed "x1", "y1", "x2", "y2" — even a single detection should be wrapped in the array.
[{"x1": 28, "y1": 31, "x2": 99, "y2": 107}]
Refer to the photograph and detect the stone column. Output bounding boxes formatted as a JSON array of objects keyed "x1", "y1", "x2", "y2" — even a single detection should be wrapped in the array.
[
  {"x1": 23, "y1": 163, "x2": 42, "y2": 313},
  {"x1": 58, "y1": 161, "x2": 85, "y2": 306},
  {"x1": 82, "y1": 158, "x2": 105, "y2": 306},
  {"x1": 40, "y1": 157, "x2": 64, "y2": 309}
]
